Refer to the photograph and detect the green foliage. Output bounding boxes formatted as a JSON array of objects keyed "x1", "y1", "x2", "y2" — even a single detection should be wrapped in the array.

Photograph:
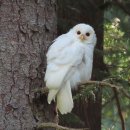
[
  {"x1": 73, "y1": 85, "x2": 98, "y2": 101},
  {"x1": 102, "y1": 5, "x2": 130, "y2": 130},
  {"x1": 104, "y1": 21, "x2": 130, "y2": 80},
  {"x1": 102, "y1": 80, "x2": 130, "y2": 130}
]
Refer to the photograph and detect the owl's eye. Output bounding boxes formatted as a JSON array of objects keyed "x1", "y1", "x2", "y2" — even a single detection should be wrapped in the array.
[
  {"x1": 77, "y1": 31, "x2": 81, "y2": 35},
  {"x1": 86, "y1": 32, "x2": 90, "y2": 36}
]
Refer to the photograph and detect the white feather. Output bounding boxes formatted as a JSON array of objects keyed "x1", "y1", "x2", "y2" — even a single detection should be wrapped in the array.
[
  {"x1": 57, "y1": 81, "x2": 73, "y2": 114},
  {"x1": 44, "y1": 23, "x2": 96, "y2": 114}
]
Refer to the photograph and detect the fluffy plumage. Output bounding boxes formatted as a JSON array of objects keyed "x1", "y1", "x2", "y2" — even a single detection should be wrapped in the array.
[{"x1": 44, "y1": 23, "x2": 97, "y2": 114}]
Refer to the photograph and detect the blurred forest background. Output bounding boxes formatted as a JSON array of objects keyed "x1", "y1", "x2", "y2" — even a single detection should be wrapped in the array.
[{"x1": 103, "y1": 1, "x2": 130, "y2": 130}]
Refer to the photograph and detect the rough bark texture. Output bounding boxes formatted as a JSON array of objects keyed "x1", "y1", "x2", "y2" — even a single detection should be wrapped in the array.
[
  {"x1": 0, "y1": 0, "x2": 57, "y2": 130},
  {"x1": 57, "y1": 0, "x2": 105, "y2": 130}
]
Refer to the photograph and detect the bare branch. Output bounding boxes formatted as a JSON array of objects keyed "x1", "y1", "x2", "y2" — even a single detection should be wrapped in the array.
[
  {"x1": 34, "y1": 87, "x2": 48, "y2": 94},
  {"x1": 37, "y1": 122, "x2": 89, "y2": 130},
  {"x1": 100, "y1": 0, "x2": 130, "y2": 15},
  {"x1": 79, "y1": 80, "x2": 122, "y2": 90},
  {"x1": 113, "y1": 0, "x2": 130, "y2": 15},
  {"x1": 35, "y1": 80, "x2": 130, "y2": 101},
  {"x1": 34, "y1": 80, "x2": 122, "y2": 94},
  {"x1": 122, "y1": 89, "x2": 130, "y2": 99},
  {"x1": 113, "y1": 88, "x2": 126, "y2": 130}
]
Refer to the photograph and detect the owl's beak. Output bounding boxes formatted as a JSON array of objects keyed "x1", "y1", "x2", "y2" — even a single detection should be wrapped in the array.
[{"x1": 79, "y1": 34, "x2": 85, "y2": 41}]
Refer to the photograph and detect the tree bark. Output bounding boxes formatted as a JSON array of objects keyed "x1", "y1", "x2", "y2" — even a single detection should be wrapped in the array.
[{"x1": 0, "y1": 0, "x2": 57, "y2": 130}]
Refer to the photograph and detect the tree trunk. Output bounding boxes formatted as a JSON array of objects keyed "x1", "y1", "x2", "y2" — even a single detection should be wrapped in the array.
[
  {"x1": 57, "y1": 0, "x2": 106, "y2": 130},
  {"x1": 0, "y1": 0, "x2": 57, "y2": 130}
]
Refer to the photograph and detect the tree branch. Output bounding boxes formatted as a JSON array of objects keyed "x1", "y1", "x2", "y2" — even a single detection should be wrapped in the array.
[
  {"x1": 34, "y1": 80, "x2": 128, "y2": 130},
  {"x1": 113, "y1": 88, "x2": 126, "y2": 130},
  {"x1": 37, "y1": 122, "x2": 89, "y2": 130},
  {"x1": 100, "y1": 0, "x2": 130, "y2": 16},
  {"x1": 122, "y1": 89, "x2": 130, "y2": 99},
  {"x1": 34, "y1": 87, "x2": 48, "y2": 94},
  {"x1": 113, "y1": 0, "x2": 130, "y2": 16},
  {"x1": 34, "y1": 80, "x2": 130, "y2": 104},
  {"x1": 79, "y1": 80, "x2": 122, "y2": 90},
  {"x1": 34, "y1": 80, "x2": 122, "y2": 94}
]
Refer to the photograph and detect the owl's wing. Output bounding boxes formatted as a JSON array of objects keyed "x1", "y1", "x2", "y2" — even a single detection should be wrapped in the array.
[
  {"x1": 44, "y1": 34, "x2": 84, "y2": 89},
  {"x1": 78, "y1": 45, "x2": 94, "y2": 83},
  {"x1": 78, "y1": 56, "x2": 93, "y2": 83},
  {"x1": 47, "y1": 34, "x2": 73, "y2": 62},
  {"x1": 70, "y1": 45, "x2": 94, "y2": 88}
]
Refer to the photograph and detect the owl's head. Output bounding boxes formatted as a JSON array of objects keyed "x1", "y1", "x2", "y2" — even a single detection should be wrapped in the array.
[{"x1": 69, "y1": 23, "x2": 97, "y2": 45}]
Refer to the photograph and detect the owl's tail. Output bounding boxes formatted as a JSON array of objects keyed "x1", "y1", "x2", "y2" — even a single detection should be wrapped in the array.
[{"x1": 57, "y1": 81, "x2": 73, "y2": 114}]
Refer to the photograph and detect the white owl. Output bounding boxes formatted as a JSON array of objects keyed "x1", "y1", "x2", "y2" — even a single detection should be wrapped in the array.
[{"x1": 44, "y1": 23, "x2": 97, "y2": 114}]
